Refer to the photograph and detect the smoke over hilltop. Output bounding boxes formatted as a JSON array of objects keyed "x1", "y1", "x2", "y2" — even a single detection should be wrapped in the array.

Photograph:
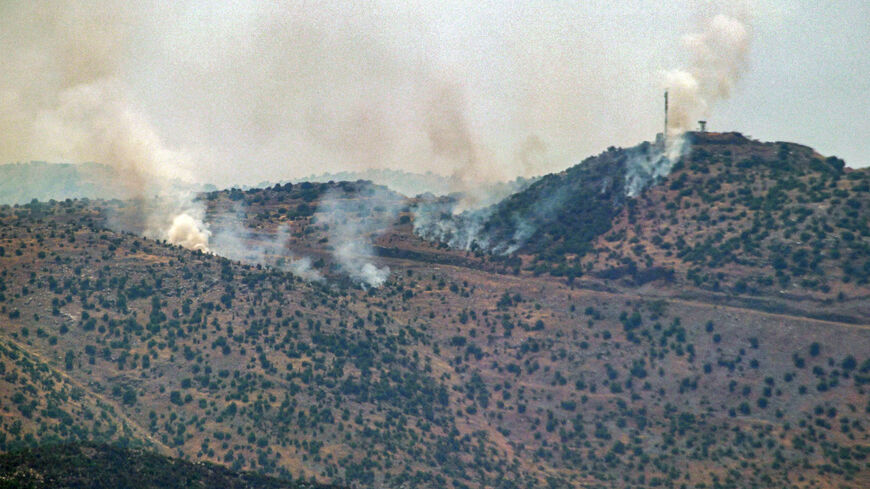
[
  {"x1": 2, "y1": 1, "x2": 726, "y2": 186},
  {"x1": 1, "y1": 1, "x2": 752, "y2": 269},
  {"x1": 0, "y1": 1, "x2": 209, "y2": 250},
  {"x1": 664, "y1": 1, "x2": 752, "y2": 134}
]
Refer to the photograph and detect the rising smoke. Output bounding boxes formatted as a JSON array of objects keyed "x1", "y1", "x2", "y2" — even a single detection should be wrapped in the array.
[
  {"x1": 663, "y1": 1, "x2": 752, "y2": 134},
  {"x1": 315, "y1": 186, "x2": 402, "y2": 287},
  {"x1": 624, "y1": 136, "x2": 691, "y2": 197},
  {"x1": 1, "y1": 1, "x2": 751, "y2": 266},
  {"x1": 0, "y1": 1, "x2": 211, "y2": 251},
  {"x1": 207, "y1": 203, "x2": 323, "y2": 282}
]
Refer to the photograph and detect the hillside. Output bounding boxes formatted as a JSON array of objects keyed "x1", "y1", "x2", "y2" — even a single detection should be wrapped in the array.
[
  {"x1": 582, "y1": 133, "x2": 870, "y2": 301},
  {"x1": 292, "y1": 169, "x2": 535, "y2": 199},
  {"x1": 0, "y1": 442, "x2": 337, "y2": 488},
  {"x1": 412, "y1": 139, "x2": 675, "y2": 261},
  {"x1": 414, "y1": 133, "x2": 869, "y2": 312},
  {"x1": 0, "y1": 161, "x2": 869, "y2": 488}
]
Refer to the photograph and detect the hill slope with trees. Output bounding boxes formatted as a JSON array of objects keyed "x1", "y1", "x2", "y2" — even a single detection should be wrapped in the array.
[
  {"x1": 0, "y1": 133, "x2": 868, "y2": 488},
  {"x1": 0, "y1": 442, "x2": 337, "y2": 489}
]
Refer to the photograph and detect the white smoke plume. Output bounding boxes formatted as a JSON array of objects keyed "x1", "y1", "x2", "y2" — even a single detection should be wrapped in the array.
[
  {"x1": 286, "y1": 257, "x2": 324, "y2": 283},
  {"x1": 208, "y1": 204, "x2": 323, "y2": 281},
  {"x1": 411, "y1": 175, "x2": 537, "y2": 254},
  {"x1": 166, "y1": 212, "x2": 210, "y2": 252},
  {"x1": 624, "y1": 136, "x2": 691, "y2": 197},
  {"x1": 412, "y1": 197, "x2": 490, "y2": 252},
  {"x1": 663, "y1": 1, "x2": 752, "y2": 134},
  {"x1": 0, "y1": 1, "x2": 209, "y2": 251},
  {"x1": 316, "y1": 187, "x2": 402, "y2": 287}
]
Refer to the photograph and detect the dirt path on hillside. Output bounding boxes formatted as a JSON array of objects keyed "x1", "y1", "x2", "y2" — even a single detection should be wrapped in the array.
[
  {"x1": 412, "y1": 260, "x2": 870, "y2": 331},
  {"x1": 563, "y1": 287, "x2": 870, "y2": 331},
  {"x1": 0, "y1": 333, "x2": 171, "y2": 454},
  {"x1": 656, "y1": 295, "x2": 870, "y2": 330}
]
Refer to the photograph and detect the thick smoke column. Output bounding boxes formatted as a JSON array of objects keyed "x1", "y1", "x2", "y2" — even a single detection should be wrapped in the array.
[
  {"x1": 663, "y1": 1, "x2": 752, "y2": 134},
  {"x1": 0, "y1": 1, "x2": 210, "y2": 251},
  {"x1": 166, "y1": 213, "x2": 210, "y2": 252}
]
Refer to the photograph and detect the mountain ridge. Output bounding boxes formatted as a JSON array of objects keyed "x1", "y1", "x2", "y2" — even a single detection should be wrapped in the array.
[
  {"x1": 410, "y1": 132, "x2": 869, "y2": 305},
  {"x1": 0, "y1": 132, "x2": 868, "y2": 488},
  {"x1": 0, "y1": 161, "x2": 217, "y2": 205}
]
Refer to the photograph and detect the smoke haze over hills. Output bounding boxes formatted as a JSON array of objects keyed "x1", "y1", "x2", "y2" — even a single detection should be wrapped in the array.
[
  {"x1": 4, "y1": 0, "x2": 870, "y2": 259},
  {"x1": 3, "y1": 0, "x2": 868, "y2": 185},
  {"x1": 1, "y1": 0, "x2": 756, "y2": 189},
  {"x1": 2, "y1": 2, "x2": 870, "y2": 487}
]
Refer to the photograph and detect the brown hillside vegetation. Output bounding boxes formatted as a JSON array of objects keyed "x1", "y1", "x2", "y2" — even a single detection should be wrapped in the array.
[
  {"x1": 0, "y1": 134, "x2": 869, "y2": 488},
  {"x1": 583, "y1": 133, "x2": 870, "y2": 308}
]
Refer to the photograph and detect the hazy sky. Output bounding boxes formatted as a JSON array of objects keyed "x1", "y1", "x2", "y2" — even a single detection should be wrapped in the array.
[
  {"x1": 1, "y1": 0, "x2": 868, "y2": 187},
  {"x1": 715, "y1": 1, "x2": 869, "y2": 169}
]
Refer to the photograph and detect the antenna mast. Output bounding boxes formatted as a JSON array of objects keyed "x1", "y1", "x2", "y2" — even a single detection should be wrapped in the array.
[{"x1": 662, "y1": 89, "x2": 668, "y2": 146}]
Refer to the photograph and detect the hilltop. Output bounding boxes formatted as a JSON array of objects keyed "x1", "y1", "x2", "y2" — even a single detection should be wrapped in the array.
[
  {"x1": 413, "y1": 132, "x2": 869, "y2": 316},
  {"x1": 0, "y1": 133, "x2": 868, "y2": 488},
  {"x1": 582, "y1": 133, "x2": 868, "y2": 299}
]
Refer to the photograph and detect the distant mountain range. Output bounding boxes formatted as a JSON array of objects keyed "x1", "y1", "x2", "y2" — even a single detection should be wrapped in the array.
[
  {"x1": 291, "y1": 169, "x2": 460, "y2": 197},
  {"x1": 0, "y1": 162, "x2": 533, "y2": 206},
  {"x1": 0, "y1": 161, "x2": 217, "y2": 205},
  {"x1": 291, "y1": 169, "x2": 536, "y2": 201}
]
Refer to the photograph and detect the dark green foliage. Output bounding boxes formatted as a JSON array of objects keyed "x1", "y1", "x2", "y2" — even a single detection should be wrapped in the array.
[
  {"x1": 476, "y1": 144, "x2": 640, "y2": 258},
  {"x1": 0, "y1": 443, "x2": 339, "y2": 489}
]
